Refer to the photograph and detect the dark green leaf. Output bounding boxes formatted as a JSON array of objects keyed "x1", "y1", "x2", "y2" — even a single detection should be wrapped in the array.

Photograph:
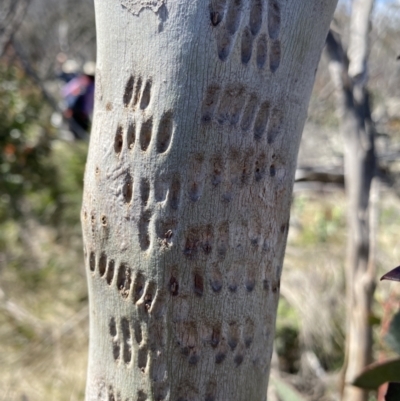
[{"x1": 353, "y1": 358, "x2": 400, "y2": 390}]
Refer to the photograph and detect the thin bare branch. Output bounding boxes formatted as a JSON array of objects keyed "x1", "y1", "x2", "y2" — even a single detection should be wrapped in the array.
[{"x1": 0, "y1": 0, "x2": 30, "y2": 57}]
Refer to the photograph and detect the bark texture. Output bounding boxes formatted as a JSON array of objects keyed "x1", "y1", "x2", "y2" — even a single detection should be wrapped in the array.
[
  {"x1": 326, "y1": 1, "x2": 376, "y2": 400},
  {"x1": 82, "y1": 1, "x2": 337, "y2": 400}
]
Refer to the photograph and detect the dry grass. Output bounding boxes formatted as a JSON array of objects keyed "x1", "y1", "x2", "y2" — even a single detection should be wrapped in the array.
[{"x1": 0, "y1": 219, "x2": 88, "y2": 401}]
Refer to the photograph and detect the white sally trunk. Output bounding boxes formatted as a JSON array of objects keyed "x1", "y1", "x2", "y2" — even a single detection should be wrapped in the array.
[{"x1": 82, "y1": 1, "x2": 337, "y2": 400}]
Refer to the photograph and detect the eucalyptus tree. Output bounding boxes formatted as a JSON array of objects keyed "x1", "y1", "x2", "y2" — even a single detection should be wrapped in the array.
[{"x1": 82, "y1": 1, "x2": 337, "y2": 400}]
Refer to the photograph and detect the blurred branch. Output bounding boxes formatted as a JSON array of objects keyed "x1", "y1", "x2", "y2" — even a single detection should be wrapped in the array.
[
  {"x1": 10, "y1": 38, "x2": 61, "y2": 113},
  {"x1": 0, "y1": 0, "x2": 30, "y2": 57},
  {"x1": 295, "y1": 165, "x2": 391, "y2": 189},
  {"x1": 296, "y1": 166, "x2": 345, "y2": 185}
]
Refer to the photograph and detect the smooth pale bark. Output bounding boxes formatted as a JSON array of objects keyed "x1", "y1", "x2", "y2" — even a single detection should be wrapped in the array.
[
  {"x1": 82, "y1": 1, "x2": 337, "y2": 400},
  {"x1": 347, "y1": 0, "x2": 374, "y2": 81},
  {"x1": 327, "y1": 1, "x2": 376, "y2": 400}
]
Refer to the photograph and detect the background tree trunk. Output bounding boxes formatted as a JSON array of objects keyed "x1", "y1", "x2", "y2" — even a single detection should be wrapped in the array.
[
  {"x1": 326, "y1": 1, "x2": 376, "y2": 400},
  {"x1": 82, "y1": 1, "x2": 337, "y2": 400}
]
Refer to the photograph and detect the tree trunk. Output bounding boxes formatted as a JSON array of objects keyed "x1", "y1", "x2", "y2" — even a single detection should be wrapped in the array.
[
  {"x1": 326, "y1": 1, "x2": 376, "y2": 400},
  {"x1": 82, "y1": 1, "x2": 337, "y2": 400}
]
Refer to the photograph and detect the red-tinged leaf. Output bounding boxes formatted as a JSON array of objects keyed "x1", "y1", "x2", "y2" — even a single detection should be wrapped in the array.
[
  {"x1": 381, "y1": 266, "x2": 400, "y2": 282},
  {"x1": 352, "y1": 358, "x2": 400, "y2": 390}
]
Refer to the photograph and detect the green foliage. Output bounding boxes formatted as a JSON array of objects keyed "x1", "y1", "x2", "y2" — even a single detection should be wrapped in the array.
[
  {"x1": 0, "y1": 61, "x2": 89, "y2": 401},
  {"x1": 0, "y1": 61, "x2": 88, "y2": 287},
  {"x1": 0, "y1": 61, "x2": 87, "y2": 231},
  {"x1": 277, "y1": 297, "x2": 300, "y2": 330},
  {"x1": 0, "y1": 62, "x2": 59, "y2": 223},
  {"x1": 275, "y1": 299, "x2": 301, "y2": 373}
]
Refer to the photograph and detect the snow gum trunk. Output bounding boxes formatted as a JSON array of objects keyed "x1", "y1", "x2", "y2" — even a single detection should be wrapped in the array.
[{"x1": 82, "y1": 1, "x2": 337, "y2": 400}]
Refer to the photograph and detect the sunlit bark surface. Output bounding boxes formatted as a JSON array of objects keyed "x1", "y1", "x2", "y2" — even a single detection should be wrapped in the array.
[{"x1": 82, "y1": 1, "x2": 337, "y2": 400}]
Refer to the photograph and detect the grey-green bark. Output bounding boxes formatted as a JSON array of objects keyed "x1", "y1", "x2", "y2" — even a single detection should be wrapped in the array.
[{"x1": 82, "y1": 1, "x2": 337, "y2": 400}]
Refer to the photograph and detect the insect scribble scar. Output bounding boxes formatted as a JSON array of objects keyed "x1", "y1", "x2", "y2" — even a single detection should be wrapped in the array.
[{"x1": 120, "y1": 0, "x2": 165, "y2": 15}]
